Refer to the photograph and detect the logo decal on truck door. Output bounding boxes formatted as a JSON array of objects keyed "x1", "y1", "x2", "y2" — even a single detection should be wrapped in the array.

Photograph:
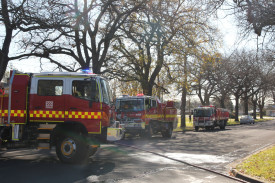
[{"x1": 45, "y1": 101, "x2": 53, "y2": 109}]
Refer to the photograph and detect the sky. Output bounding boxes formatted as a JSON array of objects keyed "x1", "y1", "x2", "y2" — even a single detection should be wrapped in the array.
[
  {"x1": 5, "y1": 8, "x2": 250, "y2": 74},
  {"x1": 5, "y1": 8, "x2": 258, "y2": 101},
  {"x1": 10, "y1": 11, "x2": 258, "y2": 72},
  {"x1": 3, "y1": 6, "x2": 262, "y2": 103},
  {"x1": 216, "y1": 7, "x2": 259, "y2": 55}
]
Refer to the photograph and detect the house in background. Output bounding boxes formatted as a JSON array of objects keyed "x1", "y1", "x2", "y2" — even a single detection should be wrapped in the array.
[{"x1": 265, "y1": 105, "x2": 275, "y2": 117}]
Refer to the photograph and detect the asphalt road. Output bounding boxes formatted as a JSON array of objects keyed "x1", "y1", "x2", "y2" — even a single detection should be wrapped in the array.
[{"x1": 0, "y1": 120, "x2": 274, "y2": 183}]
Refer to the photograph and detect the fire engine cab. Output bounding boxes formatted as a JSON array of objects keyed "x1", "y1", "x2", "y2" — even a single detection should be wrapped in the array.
[
  {"x1": 193, "y1": 105, "x2": 229, "y2": 131},
  {"x1": 0, "y1": 70, "x2": 123, "y2": 163},
  {"x1": 115, "y1": 94, "x2": 177, "y2": 138}
]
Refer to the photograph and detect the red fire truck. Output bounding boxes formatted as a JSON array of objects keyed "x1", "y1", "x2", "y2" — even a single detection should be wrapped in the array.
[
  {"x1": 115, "y1": 94, "x2": 177, "y2": 138},
  {"x1": 193, "y1": 105, "x2": 229, "y2": 131},
  {"x1": 0, "y1": 70, "x2": 124, "y2": 163}
]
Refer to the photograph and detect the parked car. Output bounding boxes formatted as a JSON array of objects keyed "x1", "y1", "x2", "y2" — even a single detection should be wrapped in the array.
[{"x1": 240, "y1": 115, "x2": 255, "y2": 124}]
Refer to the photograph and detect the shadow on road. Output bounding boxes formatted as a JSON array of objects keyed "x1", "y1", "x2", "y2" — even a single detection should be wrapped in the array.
[
  {"x1": 193, "y1": 128, "x2": 232, "y2": 133},
  {"x1": 116, "y1": 127, "x2": 248, "y2": 157},
  {"x1": 0, "y1": 151, "x2": 115, "y2": 183}
]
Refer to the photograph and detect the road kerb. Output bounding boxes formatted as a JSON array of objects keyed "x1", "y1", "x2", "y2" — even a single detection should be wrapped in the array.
[
  {"x1": 229, "y1": 143, "x2": 275, "y2": 183},
  {"x1": 230, "y1": 168, "x2": 264, "y2": 183}
]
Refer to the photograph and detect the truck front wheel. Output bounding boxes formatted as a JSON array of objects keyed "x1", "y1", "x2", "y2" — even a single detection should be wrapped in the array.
[
  {"x1": 161, "y1": 123, "x2": 173, "y2": 138},
  {"x1": 219, "y1": 121, "x2": 226, "y2": 130},
  {"x1": 56, "y1": 132, "x2": 89, "y2": 164},
  {"x1": 140, "y1": 123, "x2": 153, "y2": 138},
  {"x1": 195, "y1": 126, "x2": 199, "y2": 132}
]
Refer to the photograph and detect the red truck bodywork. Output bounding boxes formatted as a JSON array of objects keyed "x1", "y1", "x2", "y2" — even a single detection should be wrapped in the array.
[
  {"x1": 0, "y1": 71, "x2": 123, "y2": 163},
  {"x1": 193, "y1": 105, "x2": 229, "y2": 131},
  {"x1": 115, "y1": 95, "x2": 177, "y2": 138}
]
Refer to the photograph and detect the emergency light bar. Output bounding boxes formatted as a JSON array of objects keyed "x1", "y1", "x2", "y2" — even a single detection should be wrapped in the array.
[{"x1": 82, "y1": 69, "x2": 93, "y2": 74}]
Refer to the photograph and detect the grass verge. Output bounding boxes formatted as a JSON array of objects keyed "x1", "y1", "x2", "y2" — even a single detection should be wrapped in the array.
[
  {"x1": 236, "y1": 145, "x2": 275, "y2": 182},
  {"x1": 173, "y1": 116, "x2": 194, "y2": 132}
]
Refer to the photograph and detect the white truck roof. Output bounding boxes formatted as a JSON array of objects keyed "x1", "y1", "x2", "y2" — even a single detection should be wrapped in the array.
[{"x1": 33, "y1": 72, "x2": 98, "y2": 77}]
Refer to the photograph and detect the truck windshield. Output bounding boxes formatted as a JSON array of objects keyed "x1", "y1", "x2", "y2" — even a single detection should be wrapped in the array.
[
  {"x1": 116, "y1": 99, "x2": 144, "y2": 112},
  {"x1": 193, "y1": 108, "x2": 213, "y2": 117}
]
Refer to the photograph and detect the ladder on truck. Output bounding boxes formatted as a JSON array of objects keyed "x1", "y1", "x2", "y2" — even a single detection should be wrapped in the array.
[{"x1": 37, "y1": 124, "x2": 56, "y2": 150}]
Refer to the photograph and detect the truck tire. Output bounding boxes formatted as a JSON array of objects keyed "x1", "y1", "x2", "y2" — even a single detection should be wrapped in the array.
[
  {"x1": 140, "y1": 123, "x2": 153, "y2": 138},
  {"x1": 210, "y1": 125, "x2": 214, "y2": 130},
  {"x1": 205, "y1": 126, "x2": 211, "y2": 130},
  {"x1": 56, "y1": 132, "x2": 89, "y2": 164},
  {"x1": 161, "y1": 123, "x2": 173, "y2": 138},
  {"x1": 219, "y1": 121, "x2": 225, "y2": 130},
  {"x1": 195, "y1": 126, "x2": 199, "y2": 132}
]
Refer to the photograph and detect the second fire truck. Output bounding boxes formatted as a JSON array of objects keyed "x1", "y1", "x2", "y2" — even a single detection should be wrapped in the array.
[
  {"x1": 193, "y1": 105, "x2": 229, "y2": 131},
  {"x1": 115, "y1": 94, "x2": 177, "y2": 138}
]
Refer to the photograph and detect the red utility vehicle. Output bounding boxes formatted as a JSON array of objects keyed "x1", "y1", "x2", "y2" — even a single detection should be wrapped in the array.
[
  {"x1": 0, "y1": 70, "x2": 123, "y2": 163},
  {"x1": 193, "y1": 105, "x2": 229, "y2": 131},
  {"x1": 115, "y1": 94, "x2": 177, "y2": 138}
]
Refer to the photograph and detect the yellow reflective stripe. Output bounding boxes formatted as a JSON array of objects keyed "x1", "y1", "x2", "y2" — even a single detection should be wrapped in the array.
[
  {"x1": 145, "y1": 114, "x2": 176, "y2": 119},
  {"x1": 0, "y1": 110, "x2": 8, "y2": 117},
  {"x1": 29, "y1": 110, "x2": 102, "y2": 119},
  {"x1": 166, "y1": 114, "x2": 177, "y2": 118},
  {"x1": 145, "y1": 114, "x2": 159, "y2": 119},
  {"x1": 66, "y1": 111, "x2": 102, "y2": 119},
  {"x1": 30, "y1": 110, "x2": 65, "y2": 118},
  {"x1": 15, "y1": 74, "x2": 30, "y2": 76},
  {"x1": 0, "y1": 110, "x2": 26, "y2": 117}
]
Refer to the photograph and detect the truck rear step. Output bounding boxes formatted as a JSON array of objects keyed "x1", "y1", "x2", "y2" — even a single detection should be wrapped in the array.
[{"x1": 37, "y1": 124, "x2": 56, "y2": 150}]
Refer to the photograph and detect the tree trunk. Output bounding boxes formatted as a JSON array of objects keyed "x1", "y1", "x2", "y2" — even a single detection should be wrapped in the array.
[
  {"x1": 198, "y1": 93, "x2": 210, "y2": 106},
  {"x1": 156, "y1": 75, "x2": 161, "y2": 99},
  {"x1": 220, "y1": 92, "x2": 226, "y2": 108},
  {"x1": 252, "y1": 100, "x2": 257, "y2": 119},
  {"x1": 181, "y1": 53, "x2": 188, "y2": 128},
  {"x1": 220, "y1": 99, "x2": 225, "y2": 108},
  {"x1": 0, "y1": 57, "x2": 9, "y2": 82},
  {"x1": 259, "y1": 106, "x2": 264, "y2": 119},
  {"x1": 92, "y1": 58, "x2": 100, "y2": 74},
  {"x1": 198, "y1": 96, "x2": 205, "y2": 106},
  {"x1": 0, "y1": 0, "x2": 13, "y2": 81},
  {"x1": 204, "y1": 95, "x2": 210, "y2": 106},
  {"x1": 181, "y1": 86, "x2": 187, "y2": 128},
  {"x1": 243, "y1": 92, "x2": 249, "y2": 115},
  {"x1": 198, "y1": 90, "x2": 205, "y2": 105},
  {"x1": 141, "y1": 81, "x2": 153, "y2": 96},
  {"x1": 258, "y1": 97, "x2": 265, "y2": 119},
  {"x1": 0, "y1": 34, "x2": 12, "y2": 81},
  {"x1": 235, "y1": 94, "x2": 239, "y2": 121}
]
